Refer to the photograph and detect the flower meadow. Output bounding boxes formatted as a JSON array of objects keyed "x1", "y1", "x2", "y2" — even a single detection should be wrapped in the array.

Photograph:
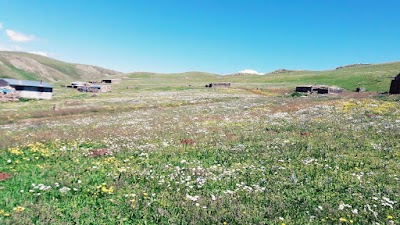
[{"x1": 0, "y1": 88, "x2": 399, "y2": 224}]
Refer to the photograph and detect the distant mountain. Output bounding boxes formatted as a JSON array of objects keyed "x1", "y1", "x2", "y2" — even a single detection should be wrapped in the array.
[
  {"x1": 0, "y1": 51, "x2": 120, "y2": 83},
  {"x1": 236, "y1": 69, "x2": 263, "y2": 75}
]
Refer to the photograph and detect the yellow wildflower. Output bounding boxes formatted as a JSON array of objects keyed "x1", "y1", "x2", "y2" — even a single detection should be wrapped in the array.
[
  {"x1": 101, "y1": 186, "x2": 113, "y2": 194},
  {"x1": 8, "y1": 147, "x2": 23, "y2": 155},
  {"x1": 4, "y1": 213, "x2": 10, "y2": 217},
  {"x1": 387, "y1": 215, "x2": 393, "y2": 219},
  {"x1": 339, "y1": 217, "x2": 347, "y2": 222},
  {"x1": 13, "y1": 206, "x2": 25, "y2": 213},
  {"x1": 0, "y1": 209, "x2": 4, "y2": 214}
]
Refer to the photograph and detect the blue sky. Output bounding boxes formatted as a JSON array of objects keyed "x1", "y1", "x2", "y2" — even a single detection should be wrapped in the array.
[{"x1": 0, "y1": 0, "x2": 399, "y2": 74}]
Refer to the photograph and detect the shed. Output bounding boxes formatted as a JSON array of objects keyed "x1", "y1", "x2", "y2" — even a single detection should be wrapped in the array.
[
  {"x1": 295, "y1": 85, "x2": 343, "y2": 94},
  {"x1": 312, "y1": 86, "x2": 329, "y2": 94},
  {"x1": 389, "y1": 74, "x2": 400, "y2": 94},
  {"x1": 78, "y1": 84, "x2": 111, "y2": 93},
  {"x1": 205, "y1": 83, "x2": 231, "y2": 88},
  {"x1": 295, "y1": 86, "x2": 312, "y2": 93},
  {"x1": 0, "y1": 78, "x2": 53, "y2": 99},
  {"x1": 101, "y1": 79, "x2": 121, "y2": 84},
  {"x1": 68, "y1": 81, "x2": 87, "y2": 88}
]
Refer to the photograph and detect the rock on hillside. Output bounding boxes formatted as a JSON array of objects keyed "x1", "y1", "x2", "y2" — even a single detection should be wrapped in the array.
[
  {"x1": 0, "y1": 51, "x2": 120, "y2": 82},
  {"x1": 335, "y1": 63, "x2": 371, "y2": 70},
  {"x1": 271, "y1": 69, "x2": 293, "y2": 74}
]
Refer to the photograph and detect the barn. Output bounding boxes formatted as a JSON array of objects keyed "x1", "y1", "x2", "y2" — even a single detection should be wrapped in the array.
[{"x1": 0, "y1": 78, "x2": 53, "y2": 99}]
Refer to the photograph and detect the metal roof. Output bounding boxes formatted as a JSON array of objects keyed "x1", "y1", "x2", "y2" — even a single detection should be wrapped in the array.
[{"x1": 1, "y1": 78, "x2": 53, "y2": 88}]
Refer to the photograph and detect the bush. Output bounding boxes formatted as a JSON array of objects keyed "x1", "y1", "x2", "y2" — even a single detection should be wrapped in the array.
[
  {"x1": 18, "y1": 97, "x2": 33, "y2": 102},
  {"x1": 290, "y1": 92, "x2": 306, "y2": 97}
]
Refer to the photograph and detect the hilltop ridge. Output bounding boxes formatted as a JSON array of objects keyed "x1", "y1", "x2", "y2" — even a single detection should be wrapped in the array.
[{"x1": 0, "y1": 51, "x2": 120, "y2": 83}]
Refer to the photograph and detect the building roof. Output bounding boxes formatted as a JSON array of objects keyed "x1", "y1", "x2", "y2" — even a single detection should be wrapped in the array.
[
  {"x1": 91, "y1": 84, "x2": 110, "y2": 88},
  {"x1": 1, "y1": 78, "x2": 53, "y2": 88},
  {"x1": 71, "y1": 81, "x2": 87, "y2": 85}
]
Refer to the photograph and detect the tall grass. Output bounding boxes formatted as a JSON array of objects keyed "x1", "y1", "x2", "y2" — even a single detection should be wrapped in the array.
[{"x1": 0, "y1": 88, "x2": 399, "y2": 224}]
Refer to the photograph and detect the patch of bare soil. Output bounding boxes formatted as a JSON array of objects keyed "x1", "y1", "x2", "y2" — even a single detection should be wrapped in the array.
[
  {"x1": 88, "y1": 148, "x2": 112, "y2": 157},
  {"x1": 0, "y1": 172, "x2": 12, "y2": 181}
]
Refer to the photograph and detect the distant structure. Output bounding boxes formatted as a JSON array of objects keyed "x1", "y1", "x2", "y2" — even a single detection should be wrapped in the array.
[
  {"x1": 0, "y1": 78, "x2": 53, "y2": 99},
  {"x1": 389, "y1": 73, "x2": 400, "y2": 94},
  {"x1": 66, "y1": 80, "x2": 111, "y2": 93},
  {"x1": 205, "y1": 83, "x2": 231, "y2": 88},
  {"x1": 101, "y1": 79, "x2": 121, "y2": 84},
  {"x1": 295, "y1": 86, "x2": 313, "y2": 93},
  {"x1": 78, "y1": 84, "x2": 111, "y2": 93},
  {"x1": 355, "y1": 87, "x2": 366, "y2": 92},
  {"x1": 296, "y1": 85, "x2": 343, "y2": 94},
  {"x1": 67, "y1": 81, "x2": 87, "y2": 89}
]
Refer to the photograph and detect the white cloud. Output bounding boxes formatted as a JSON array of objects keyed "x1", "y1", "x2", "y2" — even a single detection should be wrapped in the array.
[
  {"x1": 238, "y1": 69, "x2": 263, "y2": 75},
  {"x1": 29, "y1": 51, "x2": 49, "y2": 57},
  {"x1": 6, "y1": 29, "x2": 36, "y2": 42},
  {"x1": 0, "y1": 22, "x2": 3, "y2": 29}
]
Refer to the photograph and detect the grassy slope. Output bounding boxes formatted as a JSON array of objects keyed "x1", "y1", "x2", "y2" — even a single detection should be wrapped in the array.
[
  {"x1": 123, "y1": 62, "x2": 400, "y2": 92},
  {"x1": 0, "y1": 51, "x2": 119, "y2": 83},
  {"x1": 220, "y1": 62, "x2": 400, "y2": 92},
  {"x1": 0, "y1": 89, "x2": 399, "y2": 224},
  {"x1": 12, "y1": 52, "x2": 81, "y2": 79},
  {"x1": 1, "y1": 50, "x2": 399, "y2": 92},
  {"x1": 0, "y1": 59, "x2": 399, "y2": 224}
]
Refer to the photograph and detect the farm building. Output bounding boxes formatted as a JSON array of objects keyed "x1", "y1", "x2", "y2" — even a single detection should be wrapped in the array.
[
  {"x1": 205, "y1": 83, "x2": 231, "y2": 88},
  {"x1": 389, "y1": 74, "x2": 400, "y2": 94},
  {"x1": 0, "y1": 78, "x2": 53, "y2": 99},
  {"x1": 78, "y1": 84, "x2": 111, "y2": 93},
  {"x1": 101, "y1": 79, "x2": 121, "y2": 84},
  {"x1": 295, "y1": 86, "x2": 312, "y2": 93},
  {"x1": 68, "y1": 81, "x2": 87, "y2": 89},
  {"x1": 295, "y1": 85, "x2": 343, "y2": 94}
]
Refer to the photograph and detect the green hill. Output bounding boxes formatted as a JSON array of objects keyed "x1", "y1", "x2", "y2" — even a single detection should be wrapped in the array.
[
  {"x1": 1, "y1": 51, "x2": 398, "y2": 92},
  {"x1": 0, "y1": 51, "x2": 120, "y2": 83},
  {"x1": 217, "y1": 62, "x2": 400, "y2": 92},
  {"x1": 123, "y1": 62, "x2": 400, "y2": 92}
]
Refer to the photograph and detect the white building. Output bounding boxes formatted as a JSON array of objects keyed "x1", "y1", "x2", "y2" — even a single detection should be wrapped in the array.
[{"x1": 0, "y1": 78, "x2": 53, "y2": 100}]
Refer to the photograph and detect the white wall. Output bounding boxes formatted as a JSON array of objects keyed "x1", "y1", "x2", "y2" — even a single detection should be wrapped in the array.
[{"x1": 19, "y1": 91, "x2": 52, "y2": 100}]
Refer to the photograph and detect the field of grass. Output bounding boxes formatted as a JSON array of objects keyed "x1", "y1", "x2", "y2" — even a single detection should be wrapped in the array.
[
  {"x1": 0, "y1": 73, "x2": 399, "y2": 224},
  {"x1": 219, "y1": 62, "x2": 400, "y2": 92}
]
